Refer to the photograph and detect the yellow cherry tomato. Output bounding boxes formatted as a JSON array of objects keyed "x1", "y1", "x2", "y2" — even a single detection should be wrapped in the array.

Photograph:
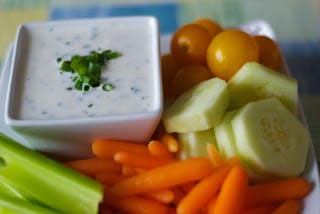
[
  {"x1": 195, "y1": 18, "x2": 223, "y2": 38},
  {"x1": 170, "y1": 24, "x2": 211, "y2": 67},
  {"x1": 161, "y1": 54, "x2": 178, "y2": 97},
  {"x1": 254, "y1": 35, "x2": 282, "y2": 71},
  {"x1": 170, "y1": 65, "x2": 213, "y2": 98},
  {"x1": 206, "y1": 29, "x2": 259, "y2": 81}
]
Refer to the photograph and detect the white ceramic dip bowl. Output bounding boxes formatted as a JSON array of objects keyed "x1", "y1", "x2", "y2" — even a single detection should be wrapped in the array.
[{"x1": 4, "y1": 16, "x2": 163, "y2": 159}]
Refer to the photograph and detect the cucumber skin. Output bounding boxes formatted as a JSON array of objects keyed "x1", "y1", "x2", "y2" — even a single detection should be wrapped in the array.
[
  {"x1": 214, "y1": 110, "x2": 271, "y2": 181},
  {"x1": 214, "y1": 110, "x2": 238, "y2": 159},
  {"x1": 177, "y1": 129, "x2": 216, "y2": 160},
  {"x1": 231, "y1": 98, "x2": 310, "y2": 178},
  {"x1": 163, "y1": 78, "x2": 229, "y2": 133},
  {"x1": 228, "y1": 62, "x2": 298, "y2": 115}
]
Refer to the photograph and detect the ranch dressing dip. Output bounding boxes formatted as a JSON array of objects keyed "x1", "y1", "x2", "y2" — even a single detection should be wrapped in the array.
[{"x1": 15, "y1": 19, "x2": 157, "y2": 120}]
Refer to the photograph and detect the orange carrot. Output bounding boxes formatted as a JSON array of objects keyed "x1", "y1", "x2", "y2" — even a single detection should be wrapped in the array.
[
  {"x1": 245, "y1": 178, "x2": 311, "y2": 208},
  {"x1": 95, "y1": 172, "x2": 127, "y2": 185},
  {"x1": 171, "y1": 187, "x2": 186, "y2": 206},
  {"x1": 177, "y1": 161, "x2": 235, "y2": 214},
  {"x1": 206, "y1": 143, "x2": 224, "y2": 168},
  {"x1": 111, "y1": 157, "x2": 213, "y2": 196},
  {"x1": 121, "y1": 165, "x2": 144, "y2": 177},
  {"x1": 65, "y1": 158, "x2": 121, "y2": 176},
  {"x1": 206, "y1": 194, "x2": 218, "y2": 214},
  {"x1": 148, "y1": 140, "x2": 174, "y2": 158},
  {"x1": 272, "y1": 200, "x2": 301, "y2": 214},
  {"x1": 167, "y1": 208, "x2": 178, "y2": 214},
  {"x1": 179, "y1": 182, "x2": 196, "y2": 194},
  {"x1": 212, "y1": 165, "x2": 249, "y2": 214},
  {"x1": 114, "y1": 151, "x2": 176, "y2": 169},
  {"x1": 92, "y1": 139, "x2": 149, "y2": 158},
  {"x1": 143, "y1": 189, "x2": 175, "y2": 204},
  {"x1": 241, "y1": 204, "x2": 278, "y2": 214},
  {"x1": 103, "y1": 194, "x2": 169, "y2": 214},
  {"x1": 160, "y1": 134, "x2": 179, "y2": 153}
]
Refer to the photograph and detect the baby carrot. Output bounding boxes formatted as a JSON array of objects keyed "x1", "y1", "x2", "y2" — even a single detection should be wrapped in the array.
[
  {"x1": 245, "y1": 178, "x2": 311, "y2": 208},
  {"x1": 111, "y1": 157, "x2": 213, "y2": 196},
  {"x1": 121, "y1": 165, "x2": 145, "y2": 177},
  {"x1": 212, "y1": 165, "x2": 249, "y2": 214},
  {"x1": 143, "y1": 189, "x2": 175, "y2": 204},
  {"x1": 65, "y1": 158, "x2": 121, "y2": 176},
  {"x1": 171, "y1": 187, "x2": 186, "y2": 206},
  {"x1": 206, "y1": 143, "x2": 224, "y2": 168},
  {"x1": 177, "y1": 160, "x2": 234, "y2": 214},
  {"x1": 92, "y1": 139, "x2": 149, "y2": 158},
  {"x1": 241, "y1": 204, "x2": 278, "y2": 214},
  {"x1": 179, "y1": 182, "x2": 196, "y2": 194},
  {"x1": 148, "y1": 140, "x2": 174, "y2": 158},
  {"x1": 103, "y1": 194, "x2": 169, "y2": 214},
  {"x1": 95, "y1": 172, "x2": 127, "y2": 185},
  {"x1": 206, "y1": 194, "x2": 218, "y2": 214},
  {"x1": 114, "y1": 151, "x2": 176, "y2": 169},
  {"x1": 160, "y1": 134, "x2": 179, "y2": 153},
  {"x1": 272, "y1": 199, "x2": 301, "y2": 214}
]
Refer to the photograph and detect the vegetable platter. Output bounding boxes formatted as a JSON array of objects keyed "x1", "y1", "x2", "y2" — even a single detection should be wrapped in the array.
[
  {"x1": 0, "y1": 19, "x2": 319, "y2": 213},
  {"x1": 160, "y1": 20, "x2": 320, "y2": 214}
]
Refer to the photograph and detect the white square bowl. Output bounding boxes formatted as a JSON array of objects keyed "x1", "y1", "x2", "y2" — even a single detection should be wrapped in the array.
[{"x1": 4, "y1": 16, "x2": 163, "y2": 159}]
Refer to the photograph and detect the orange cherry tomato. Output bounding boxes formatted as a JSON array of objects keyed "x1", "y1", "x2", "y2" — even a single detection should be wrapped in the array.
[
  {"x1": 170, "y1": 24, "x2": 212, "y2": 67},
  {"x1": 254, "y1": 35, "x2": 282, "y2": 71},
  {"x1": 170, "y1": 65, "x2": 213, "y2": 98},
  {"x1": 161, "y1": 54, "x2": 178, "y2": 97},
  {"x1": 206, "y1": 29, "x2": 259, "y2": 81},
  {"x1": 195, "y1": 18, "x2": 223, "y2": 38}
]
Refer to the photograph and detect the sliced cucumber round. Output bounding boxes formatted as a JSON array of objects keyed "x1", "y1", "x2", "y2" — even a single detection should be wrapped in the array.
[
  {"x1": 214, "y1": 110, "x2": 238, "y2": 159},
  {"x1": 214, "y1": 110, "x2": 268, "y2": 180},
  {"x1": 163, "y1": 77, "x2": 229, "y2": 133},
  {"x1": 231, "y1": 98, "x2": 310, "y2": 178},
  {"x1": 228, "y1": 62, "x2": 298, "y2": 115},
  {"x1": 177, "y1": 129, "x2": 216, "y2": 160}
]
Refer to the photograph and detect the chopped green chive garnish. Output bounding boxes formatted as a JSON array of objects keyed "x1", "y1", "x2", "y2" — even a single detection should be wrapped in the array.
[
  {"x1": 102, "y1": 83, "x2": 115, "y2": 91},
  {"x1": 57, "y1": 49, "x2": 121, "y2": 92}
]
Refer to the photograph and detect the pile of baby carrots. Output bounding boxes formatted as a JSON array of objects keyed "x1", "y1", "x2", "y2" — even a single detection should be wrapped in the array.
[{"x1": 65, "y1": 133, "x2": 312, "y2": 214}]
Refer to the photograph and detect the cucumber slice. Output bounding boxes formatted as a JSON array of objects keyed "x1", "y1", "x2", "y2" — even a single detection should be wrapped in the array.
[
  {"x1": 163, "y1": 78, "x2": 229, "y2": 133},
  {"x1": 228, "y1": 62, "x2": 298, "y2": 114},
  {"x1": 177, "y1": 129, "x2": 216, "y2": 160},
  {"x1": 214, "y1": 110, "x2": 266, "y2": 180},
  {"x1": 231, "y1": 98, "x2": 310, "y2": 178},
  {"x1": 214, "y1": 110, "x2": 238, "y2": 159}
]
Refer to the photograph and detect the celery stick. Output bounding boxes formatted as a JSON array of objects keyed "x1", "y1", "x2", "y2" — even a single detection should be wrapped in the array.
[
  {"x1": 0, "y1": 193, "x2": 59, "y2": 214},
  {"x1": 0, "y1": 177, "x2": 25, "y2": 200},
  {"x1": 0, "y1": 134, "x2": 103, "y2": 214}
]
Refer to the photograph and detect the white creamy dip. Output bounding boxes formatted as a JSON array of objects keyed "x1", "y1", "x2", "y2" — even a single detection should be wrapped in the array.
[{"x1": 13, "y1": 18, "x2": 158, "y2": 120}]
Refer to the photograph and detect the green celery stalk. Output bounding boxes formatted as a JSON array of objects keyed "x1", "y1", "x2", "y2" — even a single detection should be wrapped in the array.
[
  {"x1": 0, "y1": 134, "x2": 103, "y2": 214},
  {"x1": 0, "y1": 193, "x2": 59, "y2": 214},
  {"x1": 0, "y1": 179, "x2": 59, "y2": 213},
  {"x1": 0, "y1": 177, "x2": 25, "y2": 200}
]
